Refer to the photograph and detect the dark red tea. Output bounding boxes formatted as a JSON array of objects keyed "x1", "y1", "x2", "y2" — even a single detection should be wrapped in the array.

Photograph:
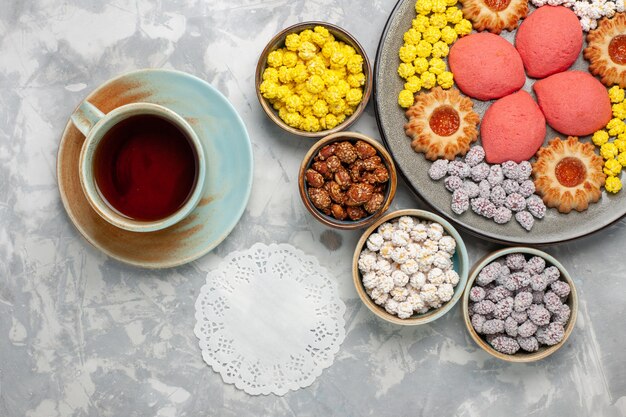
[{"x1": 93, "y1": 115, "x2": 197, "y2": 221}]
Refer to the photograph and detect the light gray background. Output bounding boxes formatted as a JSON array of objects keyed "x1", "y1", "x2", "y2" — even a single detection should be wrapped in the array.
[{"x1": 0, "y1": 1, "x2": 625, "y2": 416}]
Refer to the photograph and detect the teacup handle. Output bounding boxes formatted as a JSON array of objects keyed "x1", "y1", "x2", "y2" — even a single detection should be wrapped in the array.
[{"x1": 71, "y1": 100, "x2": 105, "y2": 137}]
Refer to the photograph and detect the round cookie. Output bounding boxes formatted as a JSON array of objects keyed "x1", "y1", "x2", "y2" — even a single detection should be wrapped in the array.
[
  {"x1": 515, "y1": 6, "x2": 582, "y2": 79},
  {"x1": 449, "y1": 32, "x2": 526, "y2": 101},
  {"x1": 481, "y1": 91, "x2": 546, "y2": 163},
  {"x1": 533, "y1": 71, "x2": 612, "y2": 136}
]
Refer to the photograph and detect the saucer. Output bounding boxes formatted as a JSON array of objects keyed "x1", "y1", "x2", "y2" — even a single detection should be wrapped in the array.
[{"x1": 57, "y1": 69, "x2": 253, "y2": 268}]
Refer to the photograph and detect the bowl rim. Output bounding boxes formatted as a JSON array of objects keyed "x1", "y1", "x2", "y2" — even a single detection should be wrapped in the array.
[
  {"x1": 462, "y1": 246, "x2": 579, "y2": 362},
  {"x1": 352, "y1": 208, "x2": 470, "y2": 325},
  {"x1": 255, "y1": 21, "x2": 373, "y2": 138},
  {"x1": 298, "y1": 131, "x2": 398, "y2": 230}
]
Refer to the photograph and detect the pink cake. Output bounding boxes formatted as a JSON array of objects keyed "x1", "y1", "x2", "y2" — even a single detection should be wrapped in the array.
[
  {"x1": 515, "y1": 6, "x2": 583, "y2": 79},
  {"x1": 481, "y1": 91, "x2": 546, "y2": 163},
  {"x1": 449, "y1": 33, "x2": 526, "y2": 101},
  {"x1": 533, "y1": 71, "x2": 612, "y2": 136}
]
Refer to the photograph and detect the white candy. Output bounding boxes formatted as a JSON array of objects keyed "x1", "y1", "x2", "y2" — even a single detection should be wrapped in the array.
[
  {"x1": 378, "y1": 273, "x2": 394, "y2": 292},
  {"x1": 418, "y1": 254, "x2": 435, "y2": 272},
  {"x1": 400, "y1": 258, "x2": 419, "y2": 275},
  {"x1": 366, "y1": 233, "x2": 384, "y2": 251},
  {"x1": 371, "y1": 288, "x2": 389, "y2": 305},
  {"x1": 410, "y1": 272, "x2": 427, "y2": 289},
  {"x1": 446, "y1": 270, "x2": 460, "y2": 285},
  {"x1": 410, "y1": 224, "x2": 428, "y2": 242},
  {"x1": 392, "y1": 270, "x2": 410, "y2": 287},
  {"x1": 406, "y1": 292, "x2": 425, "y2": 311},
  {"x1": 422, "y1": 239, "x2": 439, "y2": 255},
  {"x1": 358, "y1": 250, "x2": 377, "y2": 273},
  {"x1": 391, "y1": 230, "x2": 410, "y2": 247},
  {"x1": 420, "y1": 284, "x2": 439, "y2": 303},
  {"x1": 379, "y1": 241, "x2": 394, "y2": 259},
  {"x1": 385, "y1": 298, "x2": 399, "y2": 314},
  {"x1": 432, "y1": 253, "x2": 452, "y2": 270},
  {"x1": 398, "y1": 216, "x2": 415, "y2": 231},
  {"x1": 391, "y1": 246, "x2": 409, "y2": 264},
  {"x1": 390, "y1": 286, "x2": 409, "y2": 302},
  {"x1": 428, "y1": 267, "x2": 446, "y2": 285},
  {"x1": 427, "y1": 223, "x2": 444, "y2": 241},
  {"x1": 362, "y1": 271, "x2": 380, "y2": 290},
  {"x1": 376, "y1": 259, "x2": 392, "y2": 274},
  {"x1": 438, "y1": 236, "x2": 456, "y2": 254},
  {"x1": 437, "y1": 283, "x2": 455, "y2": 302},
  {"x1": 397, "y1": 301, "x2": 414, "y2": 319},
  {"x1": 405, "y1": 242, "x2": 420, "y2": 258},
  {"x1": 378, "y1": 222, "x2": 395, "y2": 240}
]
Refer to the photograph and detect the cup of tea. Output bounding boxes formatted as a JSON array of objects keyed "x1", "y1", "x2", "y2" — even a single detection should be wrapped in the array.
[{"x1": 71, "y1": 100, "x2": 206, "y2": 233}]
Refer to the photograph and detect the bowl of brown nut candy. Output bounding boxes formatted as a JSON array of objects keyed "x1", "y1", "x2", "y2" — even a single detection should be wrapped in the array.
[{"x1": 298, "y1": 131, "x2": 397, "y2": 229}]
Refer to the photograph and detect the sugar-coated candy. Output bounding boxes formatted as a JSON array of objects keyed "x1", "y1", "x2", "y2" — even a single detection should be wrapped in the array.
[
  {"x1": 510, "y1": 310, "x2": 528, "y2": 324},
  {"x1": 518, "y1": 160, "x2": 532, "y2": 180},
  {"x1": 471, "y1": 197, "x2": 496, "y2": 218},
  {"x1": 390, "y1": 286, "x2": 409, "y2": 302},
  {"x1": 470, "y1": 163, "x2": 490, "y2": 182},
  {"x1": 451, "y1": 188, "x2": 470, "y2": 214},
  {"x1": 447, "y1": 160, "x2": 470, "y2": 178},
  {"x1": 515, "y1": 211, "x2": 534, "y2": 231},
  {"x1": 472, "y1": 313, "x2": 486, "y2": 333},
  {"x1": 514, "y1": 291, "x2": 533, "y2": 312},
  {"x1": 462, "y1": 180, "x2": 480, "y2": 198},
  {"x1": 446, "y1": 269, "x2": 460, "y2": 285},
  {"x1": 437, "y1": 283, "x2": 454, "y2": 302},
  {"x1": 482, "y1": 319, "x2": 505, "y2": 334},
  {"x1": 392, "y1": 270, "x2": 410, "y2": 287},
  {"x1": 543, "y1": 266, "x2": 560, "y2": 284},
  {"x1": 366, "y1": 233, "x2": 384, "y2": 251},
  {"x1": 530, "y1": 273, "x2": 548, "y2": 292},
  {"x1": 490, "y1": 186, "x2": 507, "y2": 207},
  {"x1": 506, "y1": 253, "x2": 526, "y2": 270},
  {"x1": 551, "y1": 280, "x2": 571, "y2": 298},
  {"x1": 487, "y1": 165, "x2": 504, "y2": 186},
  {"x1": 398, "y1": 216, "x2": 415, "y2": 231},
  {"x1": 493, "y1": 297, "x2": 514, "y2": 320},
  {"x1": 528, "y1": 304, "x2": 551, "y2": 326},
  {"x1": 410, "y1": 271, "x2": 427, "y2": 289},
  {"x1": 536, "y1": 322, "x2": 565, "y2": 346},
  {"x1": 518, "y1": 320, "x2": 538, "y2": 338},
  {"x1": 501, "y1": 161, "x2": 519, "y2": 180},
  {"x1": 517, "y1": 336, "x2": 539, "y2": 352},
  {"x1": 428, "y1": 159, "x2": 449, "y2": 180},
  {"x1": 510, "y1": 271, "x2": 531, "y2": 288},
  {"x1": 464, "y1": 145, "x2": 485, "y2": 166},
  {"x1": 476, "y1": 262, "x2": 501, "y2": 286},
  {"x1": 493, "y1": 206, "x2": 512, "y2": 224},
  {"x1": 505, "y1": 193, "x2": 527, "y2": 212},
  {"x1": 473, "y1": 299, "x2": 496, "y2": 315},
  {"x1": 487, "y1": 286, "x2": 513, "y2": 303},
  {"x1": 505, "y1": 316, "x2": 519, "y2": 337},
  {"x1": 502, "y1": 179, "x2": 520, "y2": 195},
  {"x1": 445, "y1": 175, "x2": 463, "y2": 191},
  {"x1": 469, "y1": 286, "x2": 486, "y2": 302},
  {"x1": 478, "y1": 180, "x2": 492, "y2": 199},
  {"x1": 543, "y1": 291, "x2": 562, "y2": 313},
  {"x1": 518, "y1": 180, "x2": 535, "y2": 198},
  {"x1": 552, "y1": 304, "x2": 571, "y2": 325},
  {"x1": 490, "y1": 335, "x2": 520, "y2": 355},
  {"x1": 525, "y1": 256, "x2": 546, "y2": 275}
]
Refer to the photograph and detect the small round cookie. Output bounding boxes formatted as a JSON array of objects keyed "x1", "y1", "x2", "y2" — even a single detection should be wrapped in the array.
[
  {"x1": 515, "y1": 6, "x2": 583, "y2": 79},
  {"x1": 481, "y1": 91, "x2": 546, "y2": 163},
  {"x1": 533, "y1": 71, "x2": 612, "y2": 136},
  {"x1": 584, "y1": 13, "x2": 626, "y2": 88},
  {"x1": 461, "y1": 0, "x2": 529, "y2": 34},
  {"x1": 449, "y1": 33, "x2": 526, "y2": 101}
]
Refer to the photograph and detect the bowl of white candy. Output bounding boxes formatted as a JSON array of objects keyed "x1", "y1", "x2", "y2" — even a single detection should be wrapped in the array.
[{"x1": 352, "y1": 209, "x2": 469, "y2": 325}]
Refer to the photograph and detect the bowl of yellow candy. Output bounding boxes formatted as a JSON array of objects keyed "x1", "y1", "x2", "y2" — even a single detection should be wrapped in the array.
[{"x1": 256, "y1": 22, "x2": 373, "y2": 138}]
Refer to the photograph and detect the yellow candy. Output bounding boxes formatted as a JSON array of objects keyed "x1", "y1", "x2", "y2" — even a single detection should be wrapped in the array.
[
  {"x1": 325, "y1": 86, "x2": 343, "y2": 104},
  {"x1": 455, "y1": 19, "x2": 473, "y2": 36},
  {"x1": 276, "y1": 85, "x2": 292, "y2": 101},
  {"x1": 323, "y1": 70, "x2": 340, "y2": 87},
  {"x1": 299, "y1": 29, "x2": 313, "y2": 43},
  {"x1": 344, "y1": 106, "x2": 355, "y2": 116},
  {"x1": 404, "y1": 28, "x2": 422, "y2": 45},
  {"x1": 423, "y1": 27, "x2": 442, "y2": 43},
  {"x1": 278, "y1": 66, "x2": 292, "y2": 83},
  {"x1": 606, "y1": 118, "x2": 626, "y2": 136},
  {"x1": 347, "y1": 73, "x2": 366, "y2": 88},
  {"x1": 330, "y1": 50, "x2": 347, "y2": 68},
  {"x1": 298, "y1": 41, "x2": 318, "y2": 61},
  {"x1": 440, "y1": 26, "x2": 458, "y2": 44},
  {"x1": 421, "y1": 71, "x2": 437, "y2": 89},
  {"x1": 429, "y1": 57, "x2": 446, "y2": 75},
  {"x1": 399, "y1": 43, "x2": 418, "y2": 63},
  {"x1": 416, "y1": 0, "x2": 434, "y2": 15},
  {"x1": 272, "y1": 100, "x2": 283, "y2": 110},
  {"x1": 412, "y1": 15, "x2": 431, "y2": 32},
  {"x1": 267, "y1": 49, "x2": 284, "y2": 67},
  {"x1": 605, "y1": 176, "x2": 622, "y2": 193},
  {"x1": 285, "y1": 94, "x2": 303, "y2": 113},
  {"x1": 432, "y1": 41, "x2": 449, "y2": 58},
  {"x1": 601, "y1": 142, "x2": 619, "y2": 159},
  {"x1": 430, "y1": 13, "x2": 448, "y2": 28},
  {"x1": 615, "y1": 138, "x2": 626, "y2": 153},
  {"x1": 292, "y1": 64, "x2": 308, "y2": 83},
  {"x1": 347, "y1": 54, "x2": 364, "y2": 74},
  {"x1": 432, "y1": 0, "x2": 447, "y2": 13},
  {"x1": 343, "y1": 45, "x2": 357, "y2": 58},
  {"x1": 300, "y1": 91, "x2": 318, "y2": 106},
  {"x1": 592, "y1": 130, "x2": 610, "y2": 146},
  {"x1": 263, "y1": 67, "x2": 279, "y2": 83},
  {"x1": 336, "y1": 114, "x2": 347, "y2": 124},
  {"x1": 446, "y1": 7, "x2": 464, "y2": 24},
  {"x1": 618, "y1": 152, "x2": 626, "y2": 167},
  {"x1": 307, "y1": 57, "x2": 326, "y2": 76},
  {"x1": 604, "y1": 158, "x2": 622, "y2": 176},
  {"x1": 613, "y1": 103, "x2": 626, "y2": 119},
  {"x1": 311, "y1": 26, "x2": 332, "y2": 47},
  {"x1": 283, "y1": 51, "x2": 298, "y2": 67},
  {"x1": 445, "y1": 0, "x2": 458, "y2": 5},
  {"x1": 301, "y1": 106, "x2": 313, "y2": 116},
  {"x1": 416, "y1": 40, "x2": 433, "y2": 58},
  {"x1": 608, "y1": 86, "x2": 625, "y2": 103},
  {"x1": 306, "y1": 75, "x2": 325, "y2": 94},
  {"x1": 404, "y1": 75, "x2": 423, "y2": 93},
  {"x1": 322, "y1": 41, "x2": 340, "y2": 59},
  {"x1": 260, "y1": 80, "x2": 279, "y2": 99},
  {"x1": 346, "y1": 88, "x2": 363, "y2": 107},
  {"x1": 398, "y1": 89, "x2": 415, "y2": 108},
  {"x1": 328, "y1": 98, "x2": 347, "y2": 115},
  {"x1": 324, "y1": 114, "x2": 339, "y2": 129},
  {"x1": 285, "y1": 33, "x2": 301, "y2": 51},
  {"x1": 437, "y1": 71, "x2": 454, "y2": 89},
  {"x1": 398, "y1": 62, "x2": 416, "y2": 79},
  {"x1": 414, "y1": 57, "x2": 430, "y2": 74},
  {"x1": 312, "y1": 99, "x2": 329, "y2": 117},
  {"x1": 282, "y1": 111, "x2": 302, "y2": 128},
  {"x1": 300, "y1": 114, "x2": 321, "y2": 132}
]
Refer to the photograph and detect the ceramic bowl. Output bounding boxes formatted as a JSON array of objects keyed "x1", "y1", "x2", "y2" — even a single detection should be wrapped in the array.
[
  {"x1": 462, "y1": 247, "x2": 578, "y2": 362},
  {"x1": 298, "y1": 131, "x2": 397, "y2": 230},
  {"x1": 352, "y1": 209, "x2": 469, "y2": 325},
  {"x1": 255, "y1": 21, "x2": 373, "y2": 138}
]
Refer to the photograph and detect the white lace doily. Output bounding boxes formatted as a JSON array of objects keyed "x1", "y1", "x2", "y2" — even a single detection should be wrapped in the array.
[{"x1": 194, "y1": 243, "x2": 346, "y2": 396}]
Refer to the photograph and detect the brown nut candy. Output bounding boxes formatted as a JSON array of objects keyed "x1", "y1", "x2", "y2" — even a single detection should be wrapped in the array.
[
  {"x1": 347, "y1": 206, "x2": 367, "y2": 220},
  {"x1": 317, "y1": 144, "x2": 336, "y2": 160},
  {"x1": 345, "y1": 183, "x2": 374, "y2": 206},
  {"x1": 308, "y1": 187, "x2": 331, "y2": 210},
  {"x1": 305, "y1": 169, "x2": 325, "y2": 188},
  {"x1": 363, "y1": 156, "x2": 383, "y2": 171},
  {"x1": 362, "y1": 166, "x2": 390, "y2": 184},
  {"x1": 331, "y1": 203, "x2": 347, "y2": 220},
  {"x1": 334, "y1": 141, "x2": 358, "y2": 164},
  {"x1": 355, "y1": 140, "x2": 377, "y2": 159},
  {"x1": 334, "y1": 167, "x2": 352, "y2": 190},
  {"x1": 324, "y1": 181, "x2": 346, "y2": 204},
  {"x1": 312, "y1": 161, "x2": 332, "y2": 180},
  {"x1": 325, "y1": 155, "x2": 342, "y2": 173},
  {"x1": 364, "y1": 193, "x2": 385, "y2": 214},
  {"x1": 349, "y1": 159, "x2": 366, "y2": 182}
]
